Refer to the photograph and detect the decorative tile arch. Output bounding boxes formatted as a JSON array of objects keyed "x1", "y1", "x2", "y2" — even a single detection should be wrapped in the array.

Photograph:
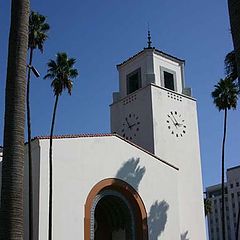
[{"x1": 84, "y1": 178, "x2": 148, "y2": 240}]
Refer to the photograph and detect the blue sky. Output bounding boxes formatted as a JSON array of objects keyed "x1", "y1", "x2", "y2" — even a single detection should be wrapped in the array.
[{"x1": 0, "y1": 0, "x2": 239, "y2": 190}]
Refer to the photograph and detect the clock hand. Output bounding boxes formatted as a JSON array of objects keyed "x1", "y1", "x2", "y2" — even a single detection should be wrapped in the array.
[
  {"x1": 125, "y1": 118, "x2": 131, "y2": 128},
  {"x1": 129, "y1": 123, "x2": 136, "y2": 129},
  {"x1": 168, "y1": 115, "x2": 177, "y2": 128},
  {"x1": 171, "y1": 114, "x2": 179, "y2": 125}
]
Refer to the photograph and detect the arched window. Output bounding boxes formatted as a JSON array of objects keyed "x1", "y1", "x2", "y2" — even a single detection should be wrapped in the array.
[{"x1": 84, "y1": 178, "x2": 148, "y2": 240}]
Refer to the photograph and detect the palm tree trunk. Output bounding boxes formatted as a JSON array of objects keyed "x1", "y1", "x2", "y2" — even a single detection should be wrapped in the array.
[
  {"x1": 221, "y1": 109, "x2": 227, "y2": 240},
  {"x1": 48, "y1": 94, "x2": 59, "y2": 240},
  {"x1": 27, "y1": 47, "x2": 34, "y2": 240},
  {"x1": 0, "y1": 0, "x2": 29, "y2": 239},
  {"x1": 236, "y1": 208, "x2": 240, "y2": 240}
]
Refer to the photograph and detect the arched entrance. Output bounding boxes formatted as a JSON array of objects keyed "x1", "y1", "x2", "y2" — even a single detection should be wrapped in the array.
[{"x1": 84, "y1": 178, "x2": 148, "y2": 240}]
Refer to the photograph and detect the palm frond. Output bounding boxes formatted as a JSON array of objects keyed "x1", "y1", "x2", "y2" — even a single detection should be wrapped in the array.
[
  {"x1": 44, "y1": 52, "x2": 78, "y2": 96},
  {"x1": 28, "y1": 11, "x2": 50, "y2": 52},
  {"x1": 212, "y1": 77, "x2": 239, "y2": 111},
  {"x1": 224, "y1": 51, "x2": 238, "y2": 81}
]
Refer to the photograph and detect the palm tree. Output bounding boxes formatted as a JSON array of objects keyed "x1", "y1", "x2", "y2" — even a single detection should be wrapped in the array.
[
  {"x1": 0, "y1": 0, "x2": 29, "y2": 239},
  {"x1": 224, "y1": 50, "x2": 238, "y2": 82},
  {"x1": 27, "y1": 11, "x2": 49, "y2": 240},
  {"x1": 211, "y1": 77, "x2": 239, "y2": 240},
  {"x1": 44, "y1": 52, "x2": 78, "y2": 240}
]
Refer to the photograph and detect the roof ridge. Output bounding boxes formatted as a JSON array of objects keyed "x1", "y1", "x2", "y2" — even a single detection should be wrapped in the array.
[
  {"x1": 33, "y1": 133, "x2": 115, "y2": 140},
  {"x1": 33, "y1": 133, "x2": 178, "y2": 170},
  {"x1": 117, "y1": 48, "x2": 184, "y2": 67}
]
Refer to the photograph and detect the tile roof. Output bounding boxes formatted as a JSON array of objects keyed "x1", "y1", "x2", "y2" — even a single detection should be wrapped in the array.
[
  {"x1": 33, "y1": 133, "x2": 178, "y2": 170},
  {"x1": 117, "y1": 47, "x2": 185, "y2": 67},
  {"x1": 34, "y1": 133, "x2": 114, "y2": 140}
]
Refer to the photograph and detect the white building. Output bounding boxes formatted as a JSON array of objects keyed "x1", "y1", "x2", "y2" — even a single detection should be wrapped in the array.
[
  {"x1": 2, "y1": 42, "x2": 207, "y2": 239},
  {"x1": 206, "y1": 166, "x2": 240, "y2": 240}
]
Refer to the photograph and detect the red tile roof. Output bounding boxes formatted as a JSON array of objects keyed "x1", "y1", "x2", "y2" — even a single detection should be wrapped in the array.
[{"x1": 33, "y1": 133, "x2": 178, "y2": 170}]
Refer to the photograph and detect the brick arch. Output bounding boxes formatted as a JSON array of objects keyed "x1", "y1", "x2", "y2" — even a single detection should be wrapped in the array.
[{"x1": 84, "y1": 178, "x2": 148, "y2": 240}]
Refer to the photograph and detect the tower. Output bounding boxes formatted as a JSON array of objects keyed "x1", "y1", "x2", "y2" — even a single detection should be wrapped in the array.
[{"x1": 110, "y1": 38, "x2": 206, "y2": 239}]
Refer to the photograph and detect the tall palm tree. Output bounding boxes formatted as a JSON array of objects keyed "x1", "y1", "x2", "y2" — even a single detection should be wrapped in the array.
[
  {"x1": 211, "y1": 77, "x2": 239, "y2": 240},
  {"x1": 44, "y1": 52, "x2": 78, "y2": 240},
  {"x1": 224, "y1": 50, "x2": 238, "y2": 82},
  {"x1": 0, "y1": 0, "x2": 29, "y2": 239},
  {"x1": 27, "y1": 11, "x2": 49, "y2": 240}
]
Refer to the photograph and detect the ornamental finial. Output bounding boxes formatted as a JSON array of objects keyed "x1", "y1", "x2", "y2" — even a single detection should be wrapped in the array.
[{"x1": 147, "y1": 25, "x2": 152, "y2": 48}]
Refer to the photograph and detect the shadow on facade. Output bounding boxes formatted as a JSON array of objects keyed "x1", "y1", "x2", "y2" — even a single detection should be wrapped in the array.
[
  {"x1": 148, "y1": 200, "x2": 169, "y2": 240},
  {"x1": 114, "y1": 158, "x2": 170, "y2": 239},
  {"x1": 115, "y1": 157, "x2": 146, "y2": 192},
  {"x1": 181, "y1": 230, "x2": 189, "y2": 240}
]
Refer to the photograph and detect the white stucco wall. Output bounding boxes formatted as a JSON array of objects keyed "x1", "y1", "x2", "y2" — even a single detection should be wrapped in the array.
[
  {"x1": 116, "y1": 48, "x2": 185, "y2": 101},
  {"x1": 152, "y1": 52, "x2": 184, "y2": 93},
  {"x1": 111, "y1": 83, "x2": 206, "y2": 239},
  {"x1": 151, "y1": 85, "x2": 206, "y2": 239},
  {"x1": 117, "y1": 49, "x2": 155, "y2": 99},
  {"x1": 36, "y1": 136, "x2": 180, "y2": 240},
  {"x1": 111, "y1": 85, "x2": 155, "y2": 154}
]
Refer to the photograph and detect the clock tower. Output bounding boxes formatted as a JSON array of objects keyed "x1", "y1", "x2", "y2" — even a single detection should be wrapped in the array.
[{"x1": 110, "y1": 39, "x2": 206, "y2": 239}]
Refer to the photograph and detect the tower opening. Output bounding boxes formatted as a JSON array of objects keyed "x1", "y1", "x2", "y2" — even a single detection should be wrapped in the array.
[{"x1": 127, "y1": 68, "x2": 141, "y2": 94}]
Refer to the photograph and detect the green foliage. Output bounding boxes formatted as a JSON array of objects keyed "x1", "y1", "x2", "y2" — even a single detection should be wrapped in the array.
[
  {"x1": 211, "y1": 77, "x2": 239, "y2": 111},
  {"x1": 224, "y1": 50, "x2": 238, "y2": 82},
  {"x1": 28, "y1": 11, "x2": 50, "y2": 52},
  {"x1": 204, "y1": 198, "x2": 212, "y2": 216},
  {"x1": 44, "y1": 52, "x2": 78, "y2": 96}
]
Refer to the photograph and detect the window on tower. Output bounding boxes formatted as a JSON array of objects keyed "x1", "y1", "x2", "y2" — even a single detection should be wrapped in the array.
[
  {"x1": 160, "y1": 67, "x2": 177, "y2": 91},
  {"x1": 127, "y1": 68, "x2": 141, "y2": 94},
  {"x1": 163, "y1": 71, "x2": 175, "y2": 91}
]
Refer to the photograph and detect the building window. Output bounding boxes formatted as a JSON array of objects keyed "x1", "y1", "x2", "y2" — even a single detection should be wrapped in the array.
[
  {"x1": 232, "y1": 193, "x2": 234, "y2": 198},
  {"x1": 237, "y1": 182, "x2": 239, "y2": 187},
  {"x1": 160, "y1": 67, "x2": 176, "y2": 91},
  {"x1": 163, "y1": 71, "x2": 175, "y2": 90},
  {"x1": 231, "y1": 183, "x2": 234, "y2": 188},
  {"x1": 127, "y1": 68, "x2": 141, "y2": 95}
]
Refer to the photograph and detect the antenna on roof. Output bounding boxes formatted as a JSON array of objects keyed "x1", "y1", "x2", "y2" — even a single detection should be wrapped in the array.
[{"x1": 147, "y1": 23, "x2": 152, "y2": 48}]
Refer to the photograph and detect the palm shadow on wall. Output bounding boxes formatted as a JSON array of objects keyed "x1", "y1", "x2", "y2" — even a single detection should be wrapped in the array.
[
  {"x1": 115, "y1": 157, "x2": 146, "y2": 192},
  {"x1": 148, "y1": 200, "x2": 169, "y2": 240},
  {"x1": 181, "y1": 231, "x2": 189, "y2": 240},
  {"x1": 115, "y1": 158, "x2": 170, "y2": 239}
]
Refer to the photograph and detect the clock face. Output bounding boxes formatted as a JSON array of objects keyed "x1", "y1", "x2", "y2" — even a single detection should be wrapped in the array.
[
  {"x1": 121, "y1": 113, "x2": 140, "y2": 140},
  {"x1": 166, "y1": 111, "x2": 186, "y2": 138}
]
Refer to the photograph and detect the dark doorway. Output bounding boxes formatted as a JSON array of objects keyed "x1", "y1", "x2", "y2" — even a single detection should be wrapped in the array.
[{"x1": 94, "y1": 195, "x2": 133, "y2": 240}]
